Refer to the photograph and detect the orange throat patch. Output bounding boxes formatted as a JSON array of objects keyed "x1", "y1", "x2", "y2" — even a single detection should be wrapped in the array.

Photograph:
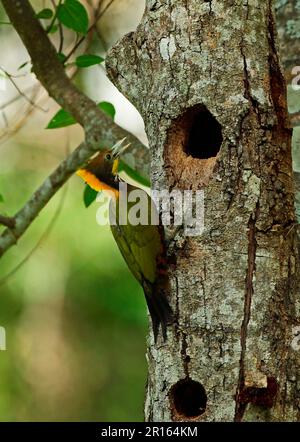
[{"x1": 76, "y1": 169, "x2": 119, "y2": 196}]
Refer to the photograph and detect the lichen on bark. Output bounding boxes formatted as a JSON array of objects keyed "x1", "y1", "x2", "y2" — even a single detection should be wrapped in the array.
[{"x1": 106, "y1": 0, "x2": 300, "y2": 421}]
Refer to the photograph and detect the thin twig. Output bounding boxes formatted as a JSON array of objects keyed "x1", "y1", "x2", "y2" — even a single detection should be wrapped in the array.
[
  {"x1": 0, "y1": 184, "x2": 68, "y2": 286},
  {"x1": 0, "y1": 67, "x2": 47, "y2": 112},
  {"x1": 58, "y1": 21, "x2": 64, "y2": 53},
  {"x1": 0, "y1": 84, "x2": 42, "y2": 144},
  {"x1": 0, "y1": 20, "x2": 96, "y2": 143},
  {"x1": 46, "y1": 0, "x2": 62, "y2": 34},
  {"x1": 2, "y1": 111, "x2": 8, "y2": 128},
  {"x1": 50, "y1": 0, "x2": 64, "y2": 53},
  {"x1": 0, "y1": 138, "x2": 70, "y2": 287},
  {"x1": 290, "y1": 111, "x2": 300, "y2": 127},
  {"x1": 0, "y1": 84, "x2": 35, "y2": 110}
]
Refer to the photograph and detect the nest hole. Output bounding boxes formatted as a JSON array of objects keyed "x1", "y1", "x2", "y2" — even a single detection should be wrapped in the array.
[
  {"x1": 170, "y1": 378, "x2": 207, "y2": 419},
  {"x1": 183, "y1": 105, "x2": 223, "y2": 159},
  {"x1": 165, "y1": 105, "x2": 223, "y2": 188}
]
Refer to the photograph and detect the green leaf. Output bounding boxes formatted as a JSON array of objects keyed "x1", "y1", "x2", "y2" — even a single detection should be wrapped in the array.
[
  {"x1": 118, "y1": 160, "x2": 150, "y2": 188},
  {"x1": 48, "y1": 24, "x2": 58, "y2": 34},
  {"x1": 75, "y1": 54, "x2": 104, "y2": 68},
  {"x1": 98, "y1": 102, "x2": 115, "y2": 120},
  {"x1": 46, "y1": 108, "x2": 76, "y2": 129},
  {"x1": 36, "y1": 8, "x2": 53, "y2": 19},
  {"x1": 83, "y1": 185, "x2": 98, "y2": 208},
  {"x1": 47, "y1": 101, "x2": 115, "y2": 129},
  {"x1": 57, "y1": 52, "x2": 67, "y2": 64},
  {"x1": 57, "y1": 0, "x2": 89, "y2": 34},
  {"x1": 0, "y1": 194, "x2": 4, "y2": 203}
]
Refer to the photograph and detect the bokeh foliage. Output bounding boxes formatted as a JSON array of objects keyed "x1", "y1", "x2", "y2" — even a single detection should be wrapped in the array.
[{"x1": 0, "y1": 0, "x2": 148, "y2": 421}]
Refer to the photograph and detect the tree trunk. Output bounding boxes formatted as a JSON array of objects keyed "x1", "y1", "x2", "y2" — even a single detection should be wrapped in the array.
[{"x1": 106, "y1": 0, "x2": 300, "y2": 421}]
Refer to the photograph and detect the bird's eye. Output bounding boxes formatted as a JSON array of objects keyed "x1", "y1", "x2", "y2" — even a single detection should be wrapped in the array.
[{"x1": 105, "y1": 153, "x2": 111, "y2": 160}]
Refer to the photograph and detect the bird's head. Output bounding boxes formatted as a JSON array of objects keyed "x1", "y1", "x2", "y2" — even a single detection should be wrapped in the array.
[{"x1": 76, "y1": 138, "x2": 129, "y2": 194}]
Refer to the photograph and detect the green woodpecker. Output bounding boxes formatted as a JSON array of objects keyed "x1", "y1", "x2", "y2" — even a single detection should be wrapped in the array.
[{"x1": 77, "y1": 140, "x2": 173, "y2": 341}]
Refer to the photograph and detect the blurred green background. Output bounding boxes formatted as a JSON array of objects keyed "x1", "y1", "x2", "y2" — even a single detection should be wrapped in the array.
[
  {"x1": 0, "y1": 0, "x2": 148, "y2": 421},
  {"x1": 0, "y1": 167, "x2": 148, "y2": 421},
  {"x1": 0, "y1": 0, "x2": 299, "y2": 422}
]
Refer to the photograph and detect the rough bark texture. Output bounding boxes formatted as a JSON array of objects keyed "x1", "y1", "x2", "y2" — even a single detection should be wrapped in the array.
[{"x1": 106, "y1": 0, "x2": 300, "y2": 421}]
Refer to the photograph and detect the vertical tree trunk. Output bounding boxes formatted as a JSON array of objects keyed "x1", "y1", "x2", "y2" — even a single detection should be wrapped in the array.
[{"x1": 106, "y1": 0, "x2": 300, "y2": 421}]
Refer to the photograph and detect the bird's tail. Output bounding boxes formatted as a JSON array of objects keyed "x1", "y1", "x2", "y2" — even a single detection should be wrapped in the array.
[{"x1": 143, "y1": 284, "x2": 173, "y2": 342}]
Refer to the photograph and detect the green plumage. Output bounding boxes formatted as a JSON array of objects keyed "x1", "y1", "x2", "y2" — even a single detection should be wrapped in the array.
[
  {"x1": 109, "y1": 184, "x2": 173, "y2": 341},
  {"x1": 77, "y1": 146, "x2": 173, "y2": 341}
]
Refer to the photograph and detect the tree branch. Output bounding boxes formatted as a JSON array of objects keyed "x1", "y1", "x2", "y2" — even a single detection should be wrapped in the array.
[
  {"x1": 0, "y1": 215, "x2": 16, "y2": 229},
  {"x1": 0, "y1": 0, "x2": 149, "y2": 258},
  {"x1": 0, "y1": 141, "x2": 90, "y2": 257},
  {"x1": 0, "y1": 173, "x2": 69, "y2": 286},
  {"x1": 1, "y1": 0, "x2": 143, "y2": 147},
  {"x1": 290, "y1": 111, "x2": 300, "y2": 128},
  {"x1": 1, "y1": 0, "x2": 149, "y2": 172}
]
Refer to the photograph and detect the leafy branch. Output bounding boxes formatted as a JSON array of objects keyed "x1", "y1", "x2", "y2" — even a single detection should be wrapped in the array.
[{"x1": 0, "y1": 0, "x2": 149, "y2": 258}]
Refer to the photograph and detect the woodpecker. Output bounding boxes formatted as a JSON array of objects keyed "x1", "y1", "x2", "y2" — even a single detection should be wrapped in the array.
[{"x1": 77, "y1": 140, "x2": 173, "y2": 341}]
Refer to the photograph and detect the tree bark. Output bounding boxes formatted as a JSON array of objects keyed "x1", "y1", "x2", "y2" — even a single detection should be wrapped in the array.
[{"x1": 106, "y1": 0, "x2": 300, "y2": 421}]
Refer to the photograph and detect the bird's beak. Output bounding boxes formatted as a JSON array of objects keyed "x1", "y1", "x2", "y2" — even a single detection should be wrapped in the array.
[
  {"x1": 111, "y1": 138, "x2": 131, "y2": 177},
  {"x1": 111, "y1": 137, "x2": 131, "y2": 158},
  {"x1": 112, "y1": 158, "x2": 119, "y2": 176}
]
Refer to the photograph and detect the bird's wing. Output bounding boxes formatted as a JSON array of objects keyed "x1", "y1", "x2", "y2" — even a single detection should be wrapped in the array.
[{"x1": 109, "y1": 192, "x2": 164, "y2": 285}]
